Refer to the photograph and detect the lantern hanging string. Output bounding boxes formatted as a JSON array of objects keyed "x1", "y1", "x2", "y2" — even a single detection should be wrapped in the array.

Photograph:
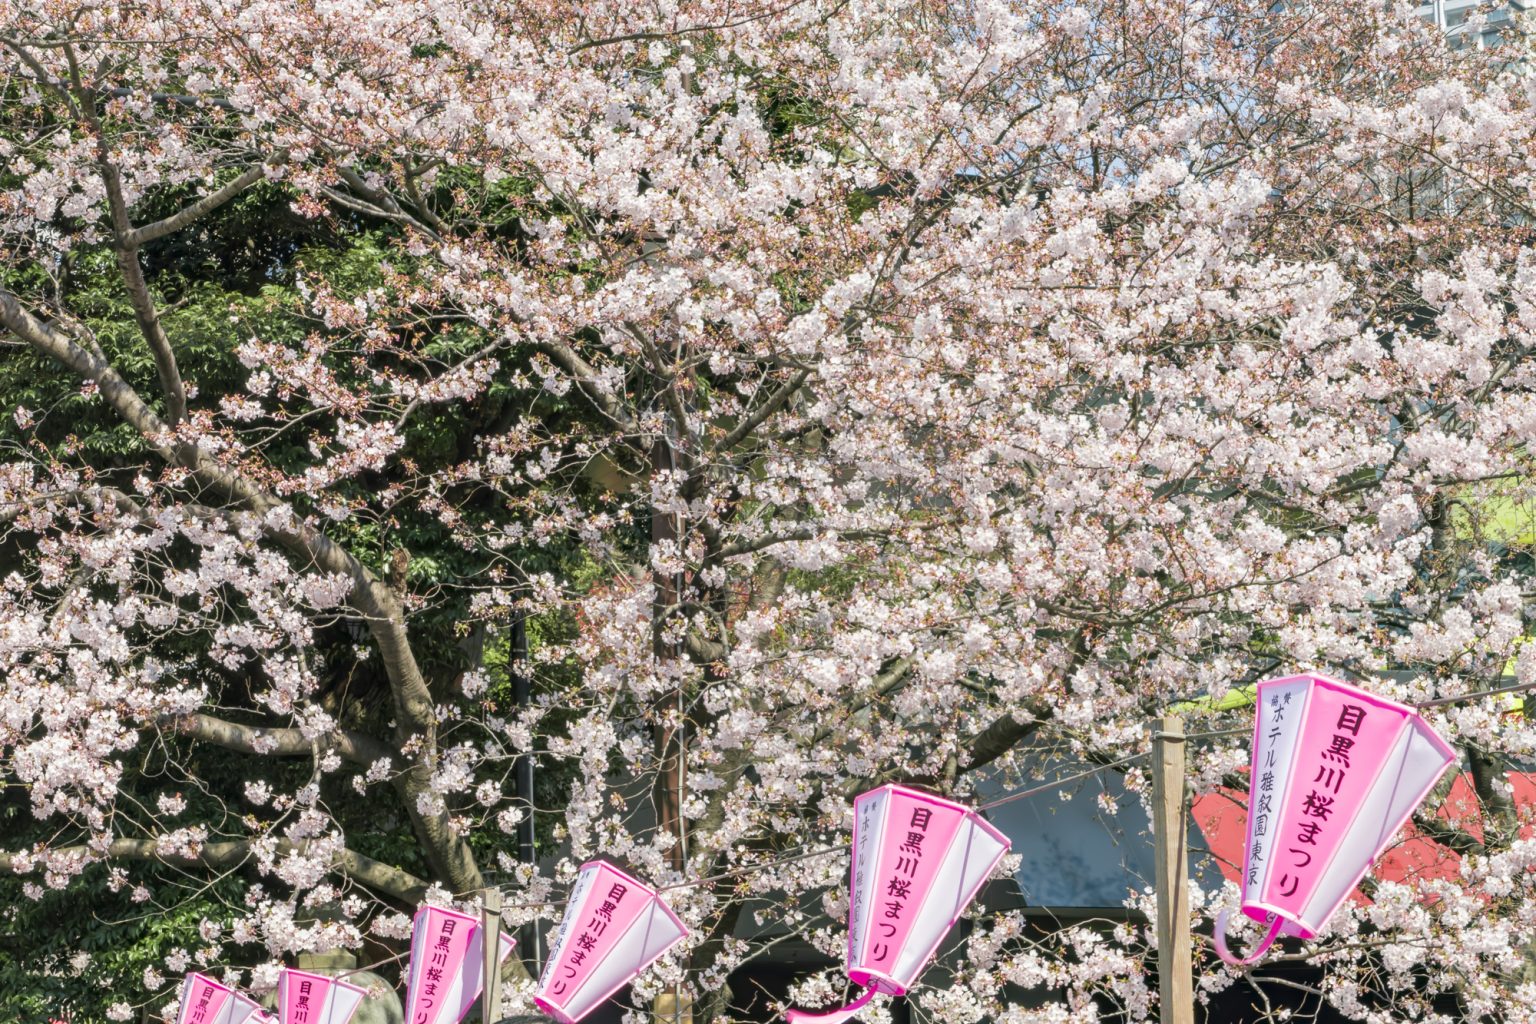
[
  {"x1": 977, "y1": 752, "x2": 1148, "y2": 811},
  {"x1": 175, "y1": 677, "x2": 1533, "y2": 993},
  {"x1": 456, "y1": 751, "x2": 1165, "y2": 909},
  {"x1": 658, "y1": 843, "x2": 849, "y2": 892},
  {"x1": 453, "y1": 725, "x2": 1336, "y2": 906},
  {"x1": 337, "y1": 950, "x2": 409, "y2": 979},
  {"x1": 1182, "y1": 726, "x2": 1251, "y2": 740},
  {"x1": 444, "y1": 682, "x2": 1519, "y2": 910}
]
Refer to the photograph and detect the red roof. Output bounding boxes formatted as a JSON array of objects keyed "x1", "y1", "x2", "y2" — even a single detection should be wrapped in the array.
[{"x1": 1192, "y1": 772, "x2": 1536, "y2": 892}]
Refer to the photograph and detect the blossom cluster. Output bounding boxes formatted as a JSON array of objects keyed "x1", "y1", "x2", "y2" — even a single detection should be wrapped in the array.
[{"x1": 2, "y1": 0, "x2": 1535, "y2": 1020}]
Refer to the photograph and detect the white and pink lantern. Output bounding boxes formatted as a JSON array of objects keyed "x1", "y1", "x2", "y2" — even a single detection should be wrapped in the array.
[
  {"x1": 534, "y1": 860, "x2": 689, "y2": 1024},
  {"x1": 403, "y1": 905, "x2": 517, "y2": 1024},
  {"x1": 786, "y1": 784, "x2": 1010, "y2": 1024},
  {"x1": 277, "y1": 968, "x2": 367, "y2": 1024},
  {"x1": 175, "y1": 972, "x2": 271, "y2": 1024},
  {"x1": 1215, "y1": 673, "x2": 1458, "y2": 965}
]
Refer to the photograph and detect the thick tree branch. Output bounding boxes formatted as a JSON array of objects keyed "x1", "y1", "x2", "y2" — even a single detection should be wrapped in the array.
[
  {"x1": 0, "y1": 287, "x2": 485, "y2": 897},
  {"x1": 103, "y1": 86, "x2": 239, "y2": 111},
  {"x1": 126, "y1": 164, "x2": 269, "y2": 249},
  {"x1": 1469, "y1": 745, "x2": 1518, "y2": 842},
  {"x1": 961, "y1": 630, "x2": 1087, "y2": 774},
  {"x1": 963, "y1": 710, "x2": 1048, "y2": 774},
  {"x1": 716, "y1": 525, "x2": 900, "y2": 559},
  {"x1": 715, "y1": 368, "x2": 811, "y2": 455},
  {"x1": 336, "y1": 165, "x2": 448, "y2": 238},
  {"x1": 112, "y1": 246, "x2": 187, "y2": 423},
  {"x1": 319, "y1": 185, "x2": 444, "y2": 242},
  {"x1": 80, "y1": 80, "x2": 190, "y2": 424},
  {"x1": 531, "y1": 338, "x2": 641, "y2": 434},
  {"x1": 810, "y1": 657, "x2": 913, "y2": 751},
  {"x1": 0, "y1": 838, "x2": 431, "y2": 904},
  {"x1": 176, "y1": 713, "x2": 397, "y2": 768}
]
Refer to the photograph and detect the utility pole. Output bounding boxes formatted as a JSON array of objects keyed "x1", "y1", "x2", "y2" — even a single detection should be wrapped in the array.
[
  {"x1": 512, "y1": 616, "x2": 536, "y2": 866},
  {"x1": 510, "y1": 616, "x2": 541, "y2": 982},
  {"x1": 1151, "y1": 715, "x2": 1195, "y2": 1024},
  {"x1": 482, "y1": 887, "x2": 504, "y2": 1024},
  {"x1": 651, "y1": 424, "x2": 686, "y2": 876},
  {"x1": 650, "y1": 421, "x2": 690, "y2": 1024}
]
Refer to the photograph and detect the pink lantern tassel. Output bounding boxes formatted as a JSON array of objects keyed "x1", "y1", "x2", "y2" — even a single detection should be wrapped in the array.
[
  {"x1": 785, "y1": 983, "x2": 877, "y2": 1024},
  {"x1": 1213, "y1": 909, "x2": 1285, "y2": 967}
]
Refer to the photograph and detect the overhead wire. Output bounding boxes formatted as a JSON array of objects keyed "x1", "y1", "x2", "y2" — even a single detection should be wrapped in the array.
[
  {"x1": 236, "y1": 676, "x2": 1526, "y2": 1005},
  {"x1": 458, "y1": 681, "x2": 1520, "y2": 909},
  {"x1": 1414, "y1": 678, "x2": 1536, "y2": 709}
]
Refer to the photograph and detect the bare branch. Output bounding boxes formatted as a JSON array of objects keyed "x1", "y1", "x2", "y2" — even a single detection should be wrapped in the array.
[{"x1": 1411, "y1": 808, "x2": 1486, "y2": 857}]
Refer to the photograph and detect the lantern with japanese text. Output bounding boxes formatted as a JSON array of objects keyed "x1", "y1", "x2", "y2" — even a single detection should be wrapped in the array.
[
  {"x1": 786, "y1": 784, "x2": 1011, "y2": 1024},
  {"x1": 175, "y1": 972, "x2": 272, "y2": 1024},
  {"x1": 403, "y1": 905, "x2": 517, "y2": 1024},
  {"x1": 277, "y1": 968, "x2": 367, "y2": 1024},
  {"x1": 533, "y1": 860, "x2": 689, "y2": 1024},
  {"x1": 1215, "y1": 673, "x2": 1459, "y2": 965}
]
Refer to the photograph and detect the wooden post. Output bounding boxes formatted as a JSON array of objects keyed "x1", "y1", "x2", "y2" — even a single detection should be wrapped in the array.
[
  {"x1": 482, "y1": 887, "x2": 503, "y2": 1024},
  {"x1": 1151, "y1": 715, "x2": 1195, "y2": 1024}
]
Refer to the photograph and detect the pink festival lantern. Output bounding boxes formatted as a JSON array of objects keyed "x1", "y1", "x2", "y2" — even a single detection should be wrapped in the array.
[
  {"x1": 786, "y1": 784, "x2": 1011, "y2": 1024},
  {"x1": 1215, "y1": 673, "x2": 1458, "y2": 965},
  {"x1": 175, "y1": 973, "x2": 271, "y2": 1024},
  {"x1": 403, "y1": 905, "x2": 517, "y2": 1024},
  {"x1": 534, "y1": 860, "x2": 689, "y2": 1024},
  {"x1": 277, "y1": 968, "x2": 367, "y2": 1024}
]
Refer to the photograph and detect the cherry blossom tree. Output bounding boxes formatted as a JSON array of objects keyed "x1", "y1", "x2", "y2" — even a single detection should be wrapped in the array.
[{"x1": 2, "y1": 0, "x2": 1536, "y2": 1021}]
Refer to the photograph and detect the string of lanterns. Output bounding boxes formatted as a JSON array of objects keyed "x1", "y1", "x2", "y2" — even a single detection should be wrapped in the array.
[{"x1": 164, "y1": 671, "x2": 1466, "y2": 1024}]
